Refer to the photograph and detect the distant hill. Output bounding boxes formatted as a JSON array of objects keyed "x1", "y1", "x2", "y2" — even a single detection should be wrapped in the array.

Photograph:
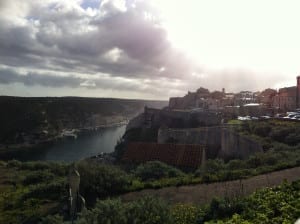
[{"x1": 0, "y1": 96, "x2": 167, "y2": 144}]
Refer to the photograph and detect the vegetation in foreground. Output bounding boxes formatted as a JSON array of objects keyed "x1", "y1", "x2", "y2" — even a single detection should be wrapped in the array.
[
  {"x1": 0, "y1": 160, "x2": 68, "y2": 224},
  {"x1": 41, "y1": 179, "x2": 300, "y2": 224},
  {"x1": 1, "y1": 120, "x2": 300, "y2": 223},
  {"x1": 1, "y1": 156, "x2": 300, "y2": 223}
]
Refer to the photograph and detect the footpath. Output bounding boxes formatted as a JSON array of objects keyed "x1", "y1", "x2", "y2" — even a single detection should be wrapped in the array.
[{"x1": 121, "y1": 166, "x2": 300, "y2": 204}]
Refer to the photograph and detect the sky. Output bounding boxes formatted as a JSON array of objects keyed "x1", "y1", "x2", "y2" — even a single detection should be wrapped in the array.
[{"x1": 0, "y1": 0, "x2": 300, "y2": 100}]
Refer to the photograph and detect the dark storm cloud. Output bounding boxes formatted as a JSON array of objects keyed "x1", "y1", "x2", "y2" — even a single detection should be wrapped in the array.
[
  {"x1": 0, "y1": 68, "x2": 82, "y2": 88},
  {"x1": 0, "y1": 0, "x2": 192, "y2": 84},
  {"x1": 0, "y1": 67, "x2": 176, "y2": 96},
  {"x1": 0, "y1": 0, "x2": 224, "y2": 99}
]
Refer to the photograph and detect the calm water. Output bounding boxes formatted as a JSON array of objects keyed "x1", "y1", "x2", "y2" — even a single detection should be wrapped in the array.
[{"x1": 3, "y1": 125, "x2": 126, "y2": 162}]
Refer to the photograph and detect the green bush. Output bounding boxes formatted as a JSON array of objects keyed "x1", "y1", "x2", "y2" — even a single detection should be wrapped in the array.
[
  {"x1": 269, "y1": 127, "x2": 294, "y2": 142},
  {"x1": 252, "y1": 123, "x2": 271, "y2": 137},
  {"x1": 206, "y1": 197, "x2": 244, "y2": 220},
  {"x1": 134, "y1": 161, "x2": 184, "y2": 181},
  {"x1": 19, "y1": 161, "x2": 51, "y2": 170},
  {"x1": 23, "y1": 179, "x2": 66, "y2": 200},
  {"x1": 78, "y1": 197, "x2": 172, "y2": 224},
  {"x1": 126, "y1": 197, "x2": 172, "y2": 224},
  {"x1": 22, "y1": 170, "x2": 55, "y2": 185},
  {"x1": 79, "y1": 199, "x2": 127, "y2": 224},
  {"x1": 77, "y1": 161, "x2": 131, "y2": 204},
  {"x1": 40, "y1": 215, "x2": 64, "y2": 224},
  {"x1": 245, "y1": 155, "x2": 263, "y2": 168},
  {"x1": 7, "y1": 159, "x2": 22, "y2": 168},
  {"x1": 205, "y1": 180, "x2": 300, "y2": 223},
  {"x1": 227, "y1": 160, "x2": 247, "y2": 170},
  {"x1": 241, "y1": 181, "x2": 300, "y2": 223},
  {"x1": 171, "y1": 204, "x2": 200, "y2": 224},
  {"x1": 285, "y1": 132, "x2": 300, "y2": 145},
  {"x1": 203, "y1": 159, "x2": 226, "y2": 174}
]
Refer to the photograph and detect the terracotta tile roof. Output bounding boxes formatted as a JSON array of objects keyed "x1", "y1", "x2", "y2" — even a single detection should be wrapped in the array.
[{"x1": 122, "y1": 142, "x2": 205, "y2": 168}]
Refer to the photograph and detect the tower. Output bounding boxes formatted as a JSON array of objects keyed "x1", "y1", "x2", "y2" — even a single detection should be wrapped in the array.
[{"x1": 297, "y1": 76, "x2": 300, "y2": 109}]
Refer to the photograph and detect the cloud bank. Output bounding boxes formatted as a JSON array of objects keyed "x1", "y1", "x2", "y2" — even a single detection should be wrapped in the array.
[{"x1": 0, "y1": 0, "x2": 295, "y2": 99}]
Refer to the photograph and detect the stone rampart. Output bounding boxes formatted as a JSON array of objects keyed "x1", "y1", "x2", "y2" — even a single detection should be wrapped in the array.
[
  {"x1": 158, "y1": 127, "x2": 221, "y2": 158},
  {"x1": 158, "y1": 126, "x2": 263, "y2": 159},
  {"x1": 220, "y1": 128, "x2": 263, "y2": 159}
]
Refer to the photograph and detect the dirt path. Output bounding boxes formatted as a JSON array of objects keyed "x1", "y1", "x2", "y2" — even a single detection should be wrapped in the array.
[{"x1": 121, "y1": 167, "x2": 300, "y2": 205}]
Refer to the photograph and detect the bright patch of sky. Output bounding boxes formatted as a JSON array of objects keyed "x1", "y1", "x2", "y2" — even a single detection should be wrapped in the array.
[{"x1": 81, "y1": 0, "x2": 101, "y2": 9}]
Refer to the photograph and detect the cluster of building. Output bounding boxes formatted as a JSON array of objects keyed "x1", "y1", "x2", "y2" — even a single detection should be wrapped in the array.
[
  {"x1": 122, "y1": 76, "x2": 300, "y2": 169},
  {"x1": 169, "y1": 76, "x2": 300, "y2": 115}
]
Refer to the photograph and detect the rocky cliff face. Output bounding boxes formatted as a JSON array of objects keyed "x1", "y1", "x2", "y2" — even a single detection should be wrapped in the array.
[
  {"x1": 126, "y1": 113, "x2": 145, "y2": 131},
  {"x1": 0, "y1": 96, "x2": 167, "y2": 144}
]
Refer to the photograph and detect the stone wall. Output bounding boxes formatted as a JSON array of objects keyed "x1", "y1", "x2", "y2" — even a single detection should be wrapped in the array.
[
  {"x1": 220, "y1": 128, "x2": 263, "y2": 159},
  {"x1": 157, "y1": 126, "x2": 263, "y2": 159},
  {"x1": 158, "y1": 127, "x2": 221, "y2": 145},
  {"x1": 127, "y1": 107, "x2": 262, "y2": 160},
  {"x1": 158, "y1": 127, "x2": 221, "y2": 158},
  {"x1": 145, "y1": 107, "x2": 222, "y2": 128}
]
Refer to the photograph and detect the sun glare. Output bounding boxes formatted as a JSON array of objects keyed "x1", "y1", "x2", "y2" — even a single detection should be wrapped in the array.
[{"x1": 150, "y1": 0, "x2": 300, "y2": 74}]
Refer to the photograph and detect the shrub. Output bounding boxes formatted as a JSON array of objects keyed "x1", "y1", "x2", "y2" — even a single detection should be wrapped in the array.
[
  {"x1": 204, "y1": 159, "x2": 226, "y2": 174},
  {"x1": 252, "y1": 123, "x2": 271, "y2": 137},
  {"x1": 205, "y1": 197, "x2": 244, "y2": 221},
  {"x1": 171, "y1": 204, "x2": 199, "y2": 224},
  {"x1": 77, "y1": 161, "x2": 131, "y2": 204},
  {"x1": 126, "y1": 197, "x2": 172, "y2": 224},
  {"x1": 270, "y1": 127, "x2": 293, "y2": 142},
  {"x1": 7, "y1": 159, "x2": 21, "y2": 168},
  {"x1": 245, "y1": 155, "x2": 263, "y2": 168},
  {"x1": 284, "y1": 132, "x2": 300, "y2": 145},
  {"x1": 80, "y1": 199, "x2": 127, "y2": 224},
  {"x1": 39, "y1": 215, "x2": 64, "y2": 224},
  {"x1": 22, "y1": 170, "x2": 55, "y2": 185},
  {"x1": 134, "y1": 161, "x2": 184, "y2": 181},
  {"x1": 23, "y1": 179, "x2": 66, "y2": 200},
  {"x1": 19, "y1": 161, "x2": 51, "y2": 170},
  {"x1": 227, "y1": 160, "x2": 247, "y2": 170},
  {"x1": 78, "y1": 197, "x2": 172, "y2": 224},
  {"x1": 0, "y1": 160, "x2": 7, "y2": 167}
]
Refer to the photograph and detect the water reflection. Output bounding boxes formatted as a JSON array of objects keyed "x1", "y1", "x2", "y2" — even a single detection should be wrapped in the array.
[{"x1": 2, "y1": 125, "x2": 126, "y2": 162}]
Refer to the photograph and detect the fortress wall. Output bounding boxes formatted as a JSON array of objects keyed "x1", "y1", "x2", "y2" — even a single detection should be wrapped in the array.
[
  {"x1": 158, "y1": 126, "x2": 263, "y2": 160},
  {"x1": 158, "y1": 127, "x2": 221, "y2": 145},
  {"x1": 220, "y1": 128, "x2": 263, "y2": 159},
  {"x1": 158, "y1": 127, "x2": 222, "y2": 158}
]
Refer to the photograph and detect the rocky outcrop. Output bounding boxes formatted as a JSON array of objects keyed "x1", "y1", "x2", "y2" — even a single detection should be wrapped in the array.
[{"x1": 126, "y1": 113, "x2": 145, "y2": 131}]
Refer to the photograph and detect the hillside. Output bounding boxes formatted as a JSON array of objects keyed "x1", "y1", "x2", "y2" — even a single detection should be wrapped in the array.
[{"x1": 0, "y1": 96, "x2": 167, "y2": 144}]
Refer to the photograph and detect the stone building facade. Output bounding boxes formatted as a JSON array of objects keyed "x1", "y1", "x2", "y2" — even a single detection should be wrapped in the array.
[
  {"x1": 273, "y1": 86, "x2": 297, "y2": 111},
  {"x1": 271, "y1": 76, "x2": 300, "y2": 111}
]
